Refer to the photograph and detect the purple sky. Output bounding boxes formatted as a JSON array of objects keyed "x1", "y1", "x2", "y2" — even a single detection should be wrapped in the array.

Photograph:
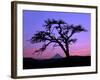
[{"x1": 23, "y1": 10, "x2": 91, "y2": 60}]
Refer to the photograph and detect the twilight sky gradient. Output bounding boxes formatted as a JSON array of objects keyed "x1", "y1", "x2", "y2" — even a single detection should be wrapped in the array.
[{"x1": 23, "y1": 10, "x2": 91, "y2": 60}]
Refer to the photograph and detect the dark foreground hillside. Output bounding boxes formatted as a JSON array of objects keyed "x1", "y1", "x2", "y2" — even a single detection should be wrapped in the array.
[{"x1": 23, "y1": 56, "x2": 91, "y2": 69}]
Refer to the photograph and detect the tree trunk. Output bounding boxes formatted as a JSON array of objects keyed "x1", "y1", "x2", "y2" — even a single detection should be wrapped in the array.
[
  {"x1": 58, "y1": 44, "x2": 70, "y2": 58},
  {"x1": 56, "y1": 41, "x2": 70, "y2": 58},
  {"x1": 66, "y1": 45, "x2": 70, "y2": 57},
  {"x1": 65, "y1": 44, "x2": 70, "y2": 58}
]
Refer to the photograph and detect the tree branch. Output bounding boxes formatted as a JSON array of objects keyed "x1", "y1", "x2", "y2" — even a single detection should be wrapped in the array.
[
  {"x1": 33, "y1": 41, "x2": 52, "y2": 54},
  {"x1": 55, "y1": 24, "x2": 67, "y2": 43}
]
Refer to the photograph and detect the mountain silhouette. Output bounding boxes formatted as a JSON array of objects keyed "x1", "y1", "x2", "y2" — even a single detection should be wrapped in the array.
[{"x1": 52, "y1": 53, "x2": 63, "y2": 59}]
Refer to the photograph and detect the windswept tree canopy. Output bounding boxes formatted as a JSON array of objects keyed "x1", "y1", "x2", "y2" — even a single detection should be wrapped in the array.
[{"x1": 30, "y1": 19, "x2": 87, "y2": 57}]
